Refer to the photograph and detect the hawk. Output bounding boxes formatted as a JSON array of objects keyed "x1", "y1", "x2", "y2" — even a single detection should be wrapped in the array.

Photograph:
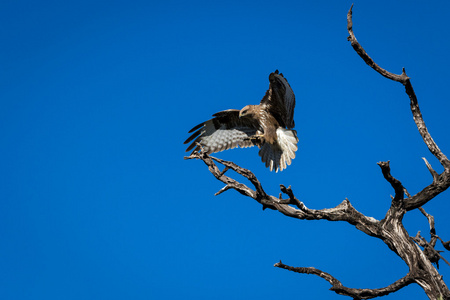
[{"x1": 184, "y1": 70, "x2": 298, "y2": 172}]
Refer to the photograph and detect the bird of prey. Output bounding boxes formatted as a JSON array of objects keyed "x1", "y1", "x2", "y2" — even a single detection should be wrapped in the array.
[{"x1": 184, "y1": 70, "x2": 298, "y2": 172}]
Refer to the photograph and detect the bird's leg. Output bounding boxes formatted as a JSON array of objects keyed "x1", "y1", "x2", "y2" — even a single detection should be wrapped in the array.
[
  {"x1": 194, "y1": 142, "x2": 206, "y2": 153},
  {"x1": 244, "y1": 134, "x2": 265, "y2": 145}
]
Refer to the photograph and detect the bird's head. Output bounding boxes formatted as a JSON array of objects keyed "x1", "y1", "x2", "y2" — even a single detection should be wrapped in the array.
[{"x1": 239, "y1": 105, "x2": 253, "y2": 118}]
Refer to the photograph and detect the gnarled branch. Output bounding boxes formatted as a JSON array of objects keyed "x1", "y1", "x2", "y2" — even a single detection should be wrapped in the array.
[
  {"x1": 186, "y1": 5, "x2": 450, "y2": 299},
  {"x1": 346, "y1": 6, "x2": 450, "y2": 298},
  {"x1": 274, "y1": 260, "x2": 414, "y2": 299},
  {"x1": 185, "y1": 151, "x2": 380, "y2": 237},
  {"x1": 347, "y1": 5, "x2": 450, "y2": 212}
]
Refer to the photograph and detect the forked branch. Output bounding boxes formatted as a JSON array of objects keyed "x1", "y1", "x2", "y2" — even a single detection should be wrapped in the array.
[
  {"x1": 186, "y1": 5, "x2": 450, "y2": 299},
  {"x1": 185, "y1": 151, "x2": 380, "y2": 236},
  {"x1": 346, "y1": 6, "x2": 450, "y2": 298}
]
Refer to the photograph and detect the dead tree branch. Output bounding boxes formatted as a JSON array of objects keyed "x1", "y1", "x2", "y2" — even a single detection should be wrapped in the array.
[
  {"x1": 185, "y1": 4, "x2": 450, "y2": 299},
  {"x1": 185, "y1": 151, "x2": 380, "y2": 237},
  {"x1": 274, "y1": 260, "x2": 414, "y2": 299},
  {"x1": 347, "y1": 5, "x2": 450, "y2": 214},
  {"x1": 347, "y1": 4, "x2": 449, "y2": 171},
  {"x1": 346, "y1": 5, "x2": 450, "y2": 298},
  {"x1": 413, "y1": 207, "x2": 450, "y2": 269},
  {"x1": 377, "y1": 161, "x2": 404, "y2": 203},
  {"x1": 185, "y1": 150, "x2": 450, "y2": 299}
]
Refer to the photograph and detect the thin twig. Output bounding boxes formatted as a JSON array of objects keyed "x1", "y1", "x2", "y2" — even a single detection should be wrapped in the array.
[
  {"x1": 419, "y1": 207, "x2": 436, "y2": 235},
  {"x1": 413, "y1": 232, "x2": 450, "y2": 268},
  {"x1": 422, "y1": 157, "x2": 439, "y2": 182}
]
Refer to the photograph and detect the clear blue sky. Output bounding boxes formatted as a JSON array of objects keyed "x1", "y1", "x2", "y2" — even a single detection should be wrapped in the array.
[{"x1": 1, "y1": 1, "x2": 449, "y2": 299}]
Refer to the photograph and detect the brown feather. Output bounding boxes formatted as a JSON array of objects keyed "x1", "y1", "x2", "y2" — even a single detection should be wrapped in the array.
[
  {"x1": 260, "y1": 71, "x2": 296, "y2": 129},
  {"x1": 184, "y1": 70, "x2": 298, "y2": 172},
  {"x1": 184, "y1": 110, "x2": 259, "y2": 155}
]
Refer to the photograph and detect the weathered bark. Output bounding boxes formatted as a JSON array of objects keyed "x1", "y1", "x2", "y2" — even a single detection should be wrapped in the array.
[
  {"x1": 347, "y1": 5, "x2": 450, "y2": 298},
  {"x1": 185, "y1": 5, "x2": 450, "y2": 299}
]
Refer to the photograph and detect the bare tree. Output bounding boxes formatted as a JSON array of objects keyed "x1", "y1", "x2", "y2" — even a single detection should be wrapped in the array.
[{"x1": 185, "y1": 5, "x2": 450, "y2": 299}]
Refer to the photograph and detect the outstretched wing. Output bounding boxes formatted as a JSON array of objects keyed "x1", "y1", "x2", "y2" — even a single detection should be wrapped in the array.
[
  {"x1": 184, "y1": 109, "x2": 259, "y2": 154},
  {"x1": 260, "y1": 70, "x2": 296, "y2": 129}
]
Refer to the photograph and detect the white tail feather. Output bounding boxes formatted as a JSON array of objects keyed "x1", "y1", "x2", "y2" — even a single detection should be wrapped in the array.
[{"x1": 258, "y1": 128, "x2": 299, "y2": 172}]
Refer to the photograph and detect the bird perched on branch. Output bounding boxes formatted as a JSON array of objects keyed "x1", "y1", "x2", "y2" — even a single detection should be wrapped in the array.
[{"x1": 184, "y1": 70, "x2": 298, "y2": 172}]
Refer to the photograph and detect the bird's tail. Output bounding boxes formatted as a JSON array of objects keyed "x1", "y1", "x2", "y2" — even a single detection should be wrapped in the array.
[{"x1": 258, "y1": 128, "x2": 298, "y2": 172}]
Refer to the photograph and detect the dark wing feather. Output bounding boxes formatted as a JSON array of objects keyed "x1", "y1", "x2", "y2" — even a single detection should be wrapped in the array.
[
  {"x1": 259, "y1": 70, "x2": 296, "y2": 129},
  {"x1": 184, "y1": 109, "x2": 259, "y2": 154}
]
